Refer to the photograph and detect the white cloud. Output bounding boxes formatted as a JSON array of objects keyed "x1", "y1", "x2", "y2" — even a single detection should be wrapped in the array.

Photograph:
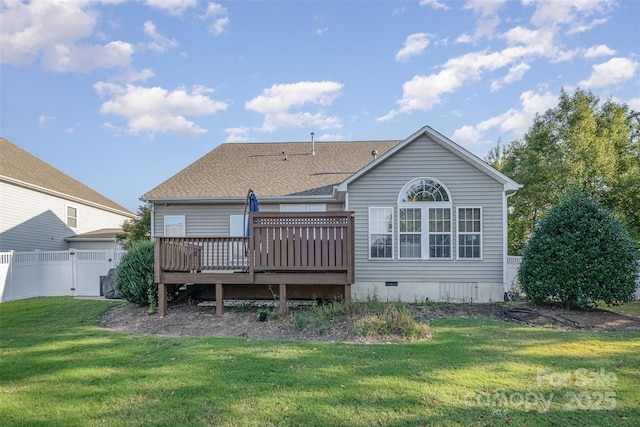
[
  {"x1": 578, "y1": 57, "x2": 639, "y2": 88},
  {"x1": 395, "y1": 33, "x2": 430, "y2": 62},
  {"x1": 527, "y1": 0, "x2": 611, "y2": 34},
  {"x1": 456, "y1": 33, "x2": 473, "y2": 44},
  {"x1": 419, "y1": 0, "x2": 450, "y2": 11},
  {"x1": 94, "y1": 82, "x2": 227, "y2": 137},
  {"x1": 379, "y1": 47, "x2": 535, "y2": 121},
  {"x1": 144, "y1": 0, "x2": 196, "y2": 16},
  {"x1": 464, "y1": 0, "x2": 507, "y2": 17},
  {"x1": 380, "y1": 0, "x2": 614, "y2": 122},
  {"x1": 224, "y1": 127, "x2": 253, "y2": 143},
  {"x1": 314, "y1": 26, "x2": 329, "y2": 36},
  {"x1": 317, "y1": 133, "x2": 345, "y2": 141},
  {"x1": 451, "y1": 125, "x2": 482, "y2": 146},
  {"x1": 462, "y1": 0, "x2": 508, "y2": 41},
  {"x1": 38, "y1": 115, "x2": 55, "y2": 127},
  {"x1": 143, "y1": 21, "x2": 179, "y2": 52},
  {"x1": 583, "y1": 44, "x2": 615, "y2": 59},
  {"x1": 452, "y1": 89, "x2": 558, "y2": 146},
  {"x1": 204, "y1": 3, "x2": 229, "y2": 36},
  {"x1": 0, "y1": 0, "x2": 133, "y2": 72},
  {"x1": 116, "y1": 68, "x2": 155, "y2": 83},
  {"x1": 490, "y1": 62, "x2": 530, "y2": 92},
  {"x1": 245, "y1": 81, "x2": 343, "y2": 132},
  {"x1": 625, "y1": 97, "x2": 640, "y2": 111},
  {"x1": 42, "y1": 40, "x2": 134, "y2": 73},
  {"x1": 567, "y1": 18, "x2": 608, "y2": 35}
]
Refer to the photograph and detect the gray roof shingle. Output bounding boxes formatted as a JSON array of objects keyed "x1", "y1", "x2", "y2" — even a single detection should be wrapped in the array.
[
  {"x1": 143, "y1": 140, "x2": 401, "y2": 199},
  {"x1": 1, "y1": 138, "x2": 134, "y2": 215}
]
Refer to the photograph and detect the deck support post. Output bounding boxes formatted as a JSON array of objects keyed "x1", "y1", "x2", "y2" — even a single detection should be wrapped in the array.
[
  {"x1": 215, "y1": 283, "x2": 224, "y2": 316},
  {"x1": 158, "y1": 283, "x2": 167, "y2": 317},
  {"x1": 344, "y1": 284, "x2": 351, "y2": 306},
  {"x1": 279, "y1": 284, "x2": 287, "y2": 314}
]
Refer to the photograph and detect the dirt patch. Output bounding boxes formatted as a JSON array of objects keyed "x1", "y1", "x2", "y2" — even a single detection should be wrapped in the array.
[{"x1": 98, "y1": 300, "x2": 640, "y2": 341}]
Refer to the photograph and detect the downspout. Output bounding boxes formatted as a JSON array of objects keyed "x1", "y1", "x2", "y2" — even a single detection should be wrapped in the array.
[
  {"x1": 148, "y1": 201, "x2": 155, "y2": 239},
  {"x1": 503, "y1": 190, "x2": 516, "y2": 295}
]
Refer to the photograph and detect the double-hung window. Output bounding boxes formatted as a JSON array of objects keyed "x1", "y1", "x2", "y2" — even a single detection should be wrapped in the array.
[
  {"x1": 66, "y1": 205, "x2": 78, "y2": 228},
  {"x1": 457, "y1": 207, "x2": 482, "y2": 259},
  {"x1": 398, "y1": 178, "x2": 452, "y2": 259},
  {"x1": 164, "y1": 215, "x2": 186, "y2": 237},
  {"x1": 369, "y1": 207, "x2": 393, "y2": 259}
]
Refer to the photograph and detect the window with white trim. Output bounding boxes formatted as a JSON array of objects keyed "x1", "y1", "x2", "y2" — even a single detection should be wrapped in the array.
[
  {"x1": 369, "y1": 207, "x2": 393, "y2": 259},
  {"x1": 280, "y1": 204, "x2": 327, "y2": 212},
  {"x1": 398, "y1": 178, "x2": 452, "y2": 259},
  {"x1": 66, "y1": 205, "x2": 78, "y2": 228},
  {"x1": 230, "y1": 215, "x2": 245, "y2": 237},
  {"x1": 164, "y1": 215, "x2": 186, "y2": 237},
  {"x1": 457, "y1": 207, "x2": 482, "y2": 259}
]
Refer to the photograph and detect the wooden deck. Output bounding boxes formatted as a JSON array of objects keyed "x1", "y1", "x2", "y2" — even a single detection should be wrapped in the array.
[{"x1": 155, "y1": 212, "x2": 355, "y2": 316}]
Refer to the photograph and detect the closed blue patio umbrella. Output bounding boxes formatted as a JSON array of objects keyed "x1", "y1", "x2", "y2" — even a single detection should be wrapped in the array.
[{"x1": 244, "y1": 189, "x2": 259, "y2": 237}]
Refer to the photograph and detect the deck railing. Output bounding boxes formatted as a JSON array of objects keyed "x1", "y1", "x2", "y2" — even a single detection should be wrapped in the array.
[
  {"x1": 156, "y1": 211, "x2": 355, "y2": 281},
  {"x1": 157, "y1": 237, "x2": 249, "y2": 272},
  {"x1": 250, "y1": 212, "x2": 353, "y2": 276}
]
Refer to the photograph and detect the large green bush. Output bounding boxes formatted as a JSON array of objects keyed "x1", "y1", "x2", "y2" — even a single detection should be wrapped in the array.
[
  {"x1": 519, "y1": 190, "x2": 638, "y2": 308},
  {"x1": 115, "y1": 240, "x2": 156, "y2": 307}
]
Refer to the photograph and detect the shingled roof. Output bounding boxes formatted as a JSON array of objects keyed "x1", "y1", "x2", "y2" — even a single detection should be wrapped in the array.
[
  {"x1": 143, "y1": 140, "x2": 401, "y2": 200},
  {"x1": 1, "y1": 138, "x2": 134, "y2": 216}
]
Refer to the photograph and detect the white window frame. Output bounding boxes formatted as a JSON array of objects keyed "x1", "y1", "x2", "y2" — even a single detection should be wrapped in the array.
[
  {"x1": 66, "y1": 204, "x2": 78, "y2": 228},
  {"x1": 398, "y1": 204, "x2": 452, "y2": 259},
  {"x1": 164, "y1": 215, "x2": 186, "y2": 237},
  {"x1": 397, "y1": 178, "x2": 452, "y2": 260},
  {"x1": 229, "y1": 215, "x2": 245, "y2": 237},
  {"x1": 279, "y1": 204, "x2": 327, "y2": 212},
  {"x1": 368, "y1": 207, "x2": 394, "y2": 259},
  {"x1": 457, "y1": 207, "x2": 483, "y2": 260}
]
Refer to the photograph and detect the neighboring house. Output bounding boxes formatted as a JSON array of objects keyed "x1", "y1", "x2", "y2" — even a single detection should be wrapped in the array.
[
  {"x1": 0, "y1": 138, "x2": 136, "y2": 251},
  {"x1": 143, "y1": 126, "x2": 521, "y2": 314}
]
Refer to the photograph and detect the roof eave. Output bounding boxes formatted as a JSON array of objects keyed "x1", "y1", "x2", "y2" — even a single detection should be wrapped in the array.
[{"x1": 143, "y1": 194, "x2": 341, "y2": 205}]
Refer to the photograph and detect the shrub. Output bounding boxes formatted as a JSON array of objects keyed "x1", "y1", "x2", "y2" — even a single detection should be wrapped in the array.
[
  {"x1": 352, "y1": 301, "x2": 431, "y2": 341},
  {"x1": 115, "y1": 240, "x2": 156, "y2": 307},
  {"x1": 519, "y1": 190, "x2": 638, "y2": 308}
]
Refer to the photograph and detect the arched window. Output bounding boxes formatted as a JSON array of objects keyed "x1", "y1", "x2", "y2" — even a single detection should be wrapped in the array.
[
  {"x1": 397, "y1": 178, "x2": 452, "y2": 259},
  {"x1": 399, "y1": 178, "x2": 450, "y2": 203}
]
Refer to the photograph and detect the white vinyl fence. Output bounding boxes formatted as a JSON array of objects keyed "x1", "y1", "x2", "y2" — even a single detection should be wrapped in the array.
[
  {"x1": 0, "y1": 249, "x2": 126, "y2": 302},
  {"x1": 506, "y1": 256, "x2": 640, "y2": 300}
]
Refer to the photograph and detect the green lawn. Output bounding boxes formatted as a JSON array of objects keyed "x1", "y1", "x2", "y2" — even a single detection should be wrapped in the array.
[
  {"x1": 1, "y1": 297, "x2": 638, "y2": 427},
  {"x1": 605, "y1": 301, "x2": 640, "y2": 317}
]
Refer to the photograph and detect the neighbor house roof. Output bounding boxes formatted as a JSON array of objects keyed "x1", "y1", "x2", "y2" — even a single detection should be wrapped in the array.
[
  {"x1": 143, "y1": 140, "x2": 401, "y2": 200},
  {"x1": 0, "y1": 138, "x2": 134, "y2": 216}
]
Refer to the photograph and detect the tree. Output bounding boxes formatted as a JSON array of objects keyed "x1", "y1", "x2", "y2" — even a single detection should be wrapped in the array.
[
  {"x1": 518, "y1": 191, "x2": 638, "y2": 308},
  {"x1": 488, "y1": 88, "x2": 640, "y2": 254},
  {"x1": 117, "y1": 205, "x2": 151, "y2": 249}
]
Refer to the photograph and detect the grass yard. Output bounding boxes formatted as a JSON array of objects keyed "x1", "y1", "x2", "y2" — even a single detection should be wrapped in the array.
[
  {"x1": 1, "y1": 297, "x2": 638, "y2": 427},
  {"x1": 606, "y1": 301, "x2": 640, "y2": 317}
]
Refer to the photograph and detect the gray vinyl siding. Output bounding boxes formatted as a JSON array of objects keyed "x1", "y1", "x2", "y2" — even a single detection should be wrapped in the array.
[
  {"x1": 0, "y1": 182, "x2": 130, "y2": 251},
  {"x1": 347, "y1": 134, "x2": 505, "y2": 285},
  {"x1": 152, "y1": 201, "x2": 345, "y2": 237}
]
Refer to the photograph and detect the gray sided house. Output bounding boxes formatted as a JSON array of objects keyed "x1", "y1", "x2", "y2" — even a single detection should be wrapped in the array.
[
  {"x1": 0, "y1": 138, "x2": 136, "y2": 251},
  {"x1": 143, "y1": 126, "x2": 521, "y2": 314}
]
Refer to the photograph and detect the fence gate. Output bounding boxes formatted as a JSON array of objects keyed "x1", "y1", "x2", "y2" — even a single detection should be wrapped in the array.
[{"x1": 0, "y1": 249, "x2": 125, "y2": 302}]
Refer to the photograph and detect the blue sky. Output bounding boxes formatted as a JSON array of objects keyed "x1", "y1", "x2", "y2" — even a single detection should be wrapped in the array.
[{"x1": 2, "y1": 0, "x2": 639, "y2": 213}]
